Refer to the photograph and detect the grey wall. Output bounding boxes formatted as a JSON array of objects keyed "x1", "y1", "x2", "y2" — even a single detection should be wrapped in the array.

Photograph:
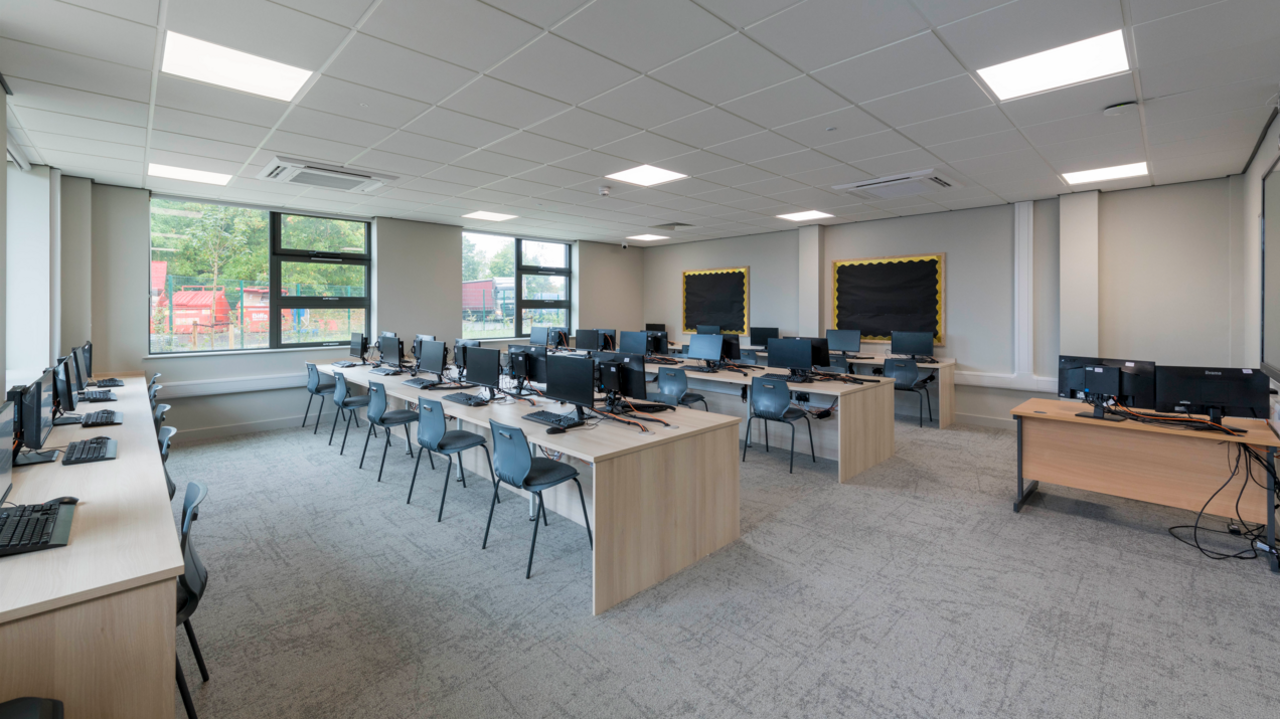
[
  {"x1": 60, "y1": 175, "x2": 92, "y2": 356},
  {"x1": 642, "y1": 230, "x2": 798, "y2": 343},
  {"x1": 1033, "y1": 198, "x2": 1060, "y2": 377},
  {"x1": 90, "y1": 183, "x2": 148, "y2": 375},
  {"x1": 0, "y1": 92, "x2": 4, "y2": 376},
  {"x1": 372, "y1": 217, "x2": 462, "y2": 343},
  {"x1": 575, "y1": 240, "x2": 644, "y2": 333},
  {"x1": 7, "y1": 164, "x2": 53, "y2": 374}
]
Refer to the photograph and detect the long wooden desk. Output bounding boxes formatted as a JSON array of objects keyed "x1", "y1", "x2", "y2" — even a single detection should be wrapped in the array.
[
  {"x1": 1011, "y1": 398, "x2": 1280, "y2": 572},
  {"x1": 661, "y1": 359, "x2": 896, "y2": 483},
  {"x1": 0, "y1": 375, "x2": 183, "y2": 716},
  {"x1": 318, "y1": 363, "x2": 742, "y2": 615}
]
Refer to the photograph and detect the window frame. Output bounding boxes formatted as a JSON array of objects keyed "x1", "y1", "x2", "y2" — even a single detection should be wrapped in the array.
[{"x1": 514, "y1": 238, "x2": 572, "y2": 339}]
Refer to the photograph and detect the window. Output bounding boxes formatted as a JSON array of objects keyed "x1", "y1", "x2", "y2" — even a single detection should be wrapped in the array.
[
  {"x1": 462, "y1": 233, "x2": 572, "y2": 339},
  {"x1": 149, "y1": 199, "x2": 370, "y2": 353}
]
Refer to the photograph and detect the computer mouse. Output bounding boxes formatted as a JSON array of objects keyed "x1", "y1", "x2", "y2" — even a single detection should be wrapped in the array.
[
  {"x1": 546, "y1": 426, "x2": 566, "y2": 435},
  {"x1": 50, "y1": 496, "x2": 79, "y2": 505}
]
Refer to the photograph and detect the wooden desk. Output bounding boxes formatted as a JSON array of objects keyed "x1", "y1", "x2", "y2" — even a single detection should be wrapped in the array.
[
  {"x1": 662, "y1": 360, "x2": 896, "y2": 484},
  {"x1": 319, "y1": 363, "x2": 742, "y2": 615},
  {"x1": 0, "y1": 376, "x2": 183, "y2": 716},
  {"x1": 1011, "y1": 398, "x2": 1280, "y2": 572}
]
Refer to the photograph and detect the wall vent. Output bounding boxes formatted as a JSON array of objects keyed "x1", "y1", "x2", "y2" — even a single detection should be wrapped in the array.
[
  {"x1": 257, "y1": 156, "x2": 396, "y2": 193},
  {"x1": 832, "y1": 169, "x2": 963, "y2": 201}
]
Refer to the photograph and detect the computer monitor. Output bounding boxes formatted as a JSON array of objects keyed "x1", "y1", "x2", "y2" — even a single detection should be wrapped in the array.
[
  {"x1": 689, "y1": 334, "x2": 723, "y2": 362},
  {"x1": 891, "y1": 331, "x2": 934, "y2": 358},
  {"x1": 453, "y1": 339, "x2": 479, "y2": 370},
  {"x1": 827, "y1": 329, "x2": 861, "y2": 353},
  {"x1": 466, "y1": 347, "x2": 501, "y2": 391},
  {"x1": 646, "y1": 323, "x2": 666, "y2": 332},
  {"x1": 0, "y1": 401, "x2": 12, "y2": 504},
  {"x1": 545, "y1": 354, "x2": 595, "y2": 409},
  {"x1": 530, "y1": 326, "x2": 550, "y2": 347},
  {"x1": 349, "y1": 332, "x2": 368, "y2": 360},
  {"x1": 1057, "y1": 356, "x2": 1156, "y2": 410},
  {"x1": 20, "y1": 372, "x2": 54, "y2": 452},
  {"x1": 522, "y1": 345, "x2": 549, "y2": 383},
  {"x1": 720, "y1": 334, "x2": 741, "y2": 361},
  {"x1": 81, "y1": 341, "x2": 94, "y2": 377},
  {"x1": 380, "y1": 330, "x2": 396, "y2": 338},
  {"x1": 53, "y1": 357, "x2": 77, "y2": 414},
  {"x1": 596, "y1": 352, "x2": 647, "y2": 400},
  {"x1": 412, "y1": 334, "x2": 436, "y2": 359},
  {"x1": 550, "y1": 327, "x2": 569, "y2": 348},
  {"x1": 647, "y1": 331, "x2": 669, "y2": 355},
  {"x1": 596, "y1": 329, "x2": 617, "y2": 351},
  {"x1": 1063, "y1": 364, "x2": 1124, "y2": 420},
  {"x1": 696, "y1": 324, "x2": 721, "y2": 335},
  {"x1": 71, "y1": 345, "x2": 88, "y2": 389},
  {"x1": 378, "y1": 335, "x2": 402, "y2": 367},
  {"x1": 619, "y1": 331, "x2": 648, "y2": 356},
  {"x1": 417, "y1": 340, "x2": 447, "y2": 378},
  {"x1": 767, "y1": 338, "x2": 814, "y2": 374},
  {"x1": 749, "y1": 327, "x2": 779, "y2": 346},
  {"x1": 1155, "y1": 366, "x2": 1269, "y2": 425},
  {"x1": 800, "y1": 337, "x2": 830, "y2": 368},
  {"x1": 576, "y1": 329, "x2": 600, "y2": 352}
]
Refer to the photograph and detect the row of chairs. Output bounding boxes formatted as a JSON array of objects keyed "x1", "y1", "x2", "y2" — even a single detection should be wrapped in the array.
[{"x1": 303, "y1": 364, "x2": 592, "y2": 579}]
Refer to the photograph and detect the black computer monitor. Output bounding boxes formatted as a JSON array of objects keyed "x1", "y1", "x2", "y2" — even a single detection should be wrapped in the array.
[
  {"x1": 891, "y1": 331, "x2": 934, "y2": 357},
  {"x1": 524, "y1": 345, "x2": 549, "y2": 383},
  {"x1": 1057, "y1": 356, "x2": 1156, "y2": 410},
  {"x1": 720, "y1": 334, "x2": 741, "y2": 361},
  {"x1": 412, "y1": 334, "x2": 436, "y2": 359},
  {"x1": 696, "y1": 324, "x2": 721, "y2": 335},
  {"x1": 596, "y1": 352, "x2": 647, "y2": 400},
  {"x1": 53, "y1": 358, "x2": 76, "y2": 414},
  {"x1": 749, "y1": 327, "x2": 779, "y2": 346},
  {"x1": 1155, "y1": 366, "x2": 1269, "y2": 425},
  {"x1": 71, "y1": 345, "x2": 88, "y2": 389},
  {"x1": 576, "y1": 329, "x2": 600, "y2": 352},
  {"x1": 646, "y1": 323, "x2": 666, "y2": 332},
  {"x1": 550, "y1": 327, "x2": 569, "y2": 348},
  {"x1": 800, "y1": 337, "x2": 830, "y2": 368},
  {"x1": 81, "y1": 341, "x2": 94, "y2": 377},
  {"x1": 827, "y1": 329, "x2": 861, "y2": 353},
  {"x1": 349, "y1": 332, "x2": 368, "y2": 360},
  {"x1": 529, "y1": 326, "x2": 549, "y2": 347},
  {"x1": 689, "y1": 334, "x2": 723, "y2": 362},
  {"x1": 453, "y1": 339, "x2": 479, "y2": 369},
  {"x1": 767, "y1": 338, "x2": 813, "y2": 374},
  {"x1": 1063, "y1": 364, "x2": 1124, "y2": 420},
  {"x1": 21, "y1": 372, "x2": 53, "y2": 452},
  {"x1": 545, "y1": 354, "x2": 595, "y2": 408},
  {"x1": 0, "y1": 401, "x2": 12, "y2": 504},
  {"x1": 378, "y1": 335, "x2": 402, "y2": 367},
  {"x1": 647, "y1": 331, "x2": 669, "y2": 355},
  {"x1": 596, "y1": 329, "x2": 617, "y2": 351},
  {"x1": 418, "y1": 340, "x2": 447, "y2": 378},
  {"x1": 619, "y1": 331, "x2": 648, "y2": 355},
  {"x1": 467, "y1": 347, "x2": 501, "y2": 390}
]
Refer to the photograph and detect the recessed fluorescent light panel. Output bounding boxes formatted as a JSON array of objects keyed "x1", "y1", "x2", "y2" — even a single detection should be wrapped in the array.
[
  {"x1": 626, "y1": 234, "x2": 668, "y2": 241},
  {"x1": 148, "y1": 163, "x2": 232, "y2": 186},
  {"x1": 161, "y1": 31, "x2": 313, "y2": 101},
  {"x1": 1062, "y1": 162, "x2": 1148, "y2": 185},
  {"x1": 605, "y1": 165, "x2": 688, "y2": 187},
  {"x1": 777, "y1": 210, "x2": 833, "y2": 222},
  {"x1": 977, "y1": 30, "x2": 1129, "y2": 101},
  {"x1": 463, "y1": 211, "x2": 518, "y2": 221}
]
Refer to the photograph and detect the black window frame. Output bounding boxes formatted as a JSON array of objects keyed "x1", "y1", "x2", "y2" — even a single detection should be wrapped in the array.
[
  {"x1": 270, "y1": 212, "x2": 372, "y2": 349},
  {"x1": 514, "y1": 238, "x2": 572, "y2": 339}
]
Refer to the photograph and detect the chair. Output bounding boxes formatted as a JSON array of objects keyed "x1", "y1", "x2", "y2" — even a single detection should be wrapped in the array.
[
  {"x1": 0, "y1": 697, "x2": 63, "y2": 719},
  {"x1": 159, "y1": 426, "x2": 177, "y2": 501},
  {"x1": 175, "y1": 481, "x2": 210, "y2": 719},
  {"x1": 885, "y1": 359, "x2": 934, "y2": 427},
  {"x1": 741, "y1": 350, "x2": 759, "y2": 365},
  {"x1": 149, "y1": 383, "x2": 162, "y2": 410},
  {"x1": 329, "y1": 372, "x2": 373, "y2": 454},
  {"x1": 410, "y1": 398, "x2": 498, "y2": 520},
  {"x1": 743, "y1": 376, "x2": 815, "y2": 474},
  {"x1": 153, "y1": 402, "x2": 170, "y2": 434},
  {"x1": 360, "y1": 382, "x2": 416, "y2": 483},
  {"x1": 149, "y1": 372, "x2": 162, "y2": 388},
  {"x1": 649, "y1": 367, "x2": 708, "y2": 410},
  {"x1": 484, "y1": 421, "x2": 591, "y2": 579},
  {"x1": 302, "y1": 363, "x2": 336, "y2": 434}
]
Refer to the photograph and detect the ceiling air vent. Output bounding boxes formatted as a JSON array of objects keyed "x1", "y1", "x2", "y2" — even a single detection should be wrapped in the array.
[
  {"x1": 832, "y1": 169, "x2": 963, "y2": 201},
  {"x1": 257, "y1": 156, "x2": 396, "y2": 193},
  {"x1": 651, "y1": 222, "x2": 694, "y2": 231}
]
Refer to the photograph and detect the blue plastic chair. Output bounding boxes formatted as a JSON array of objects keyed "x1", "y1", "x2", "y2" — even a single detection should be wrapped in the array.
[
  {"x1": 410, "y1": 398, "x2": 497, "y2": 521},
  {"x1": 743, "y1": 376, "x2": 815, "y2": 473},
  {"x1": 360, "y1": 382, "x2": 416, "y2": 483},
  {"x1": 329, "y1": 372, "x2": 373, "y2": 454},
  {"x1": 885, "y1": 359, "x2": 934, "y2": 427},
  {"x1": 303, "y1": 363, "x2": 336, "y2": 433},
  {"x1": 649, "y1": 367, "x2": 707, "y2": 410}
]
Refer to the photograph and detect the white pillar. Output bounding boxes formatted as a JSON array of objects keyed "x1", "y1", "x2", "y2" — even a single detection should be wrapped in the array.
[
  {"x1": 1013, "y1": 201, "x2": 1033, "y2": 377},
  {"x1": 1058, "y1": 190, "x2": 1099, "y2": 356},
  {"x1": 797, "y1": 224, "x2": 824, "y2": 337}
]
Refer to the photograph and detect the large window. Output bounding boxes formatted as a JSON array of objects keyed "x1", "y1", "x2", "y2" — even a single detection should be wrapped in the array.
[
  {"x1": 149, "y1": 199, "x2": 370, "y2": 354},
  {"x1": 462, "y1": 233, "x2": 571, "y2": 339}
]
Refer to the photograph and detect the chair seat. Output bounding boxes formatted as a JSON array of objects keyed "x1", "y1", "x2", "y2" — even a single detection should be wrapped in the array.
[
  {"x1": 432, "y1": 429, "x2": 485, "y2": 453},
  {"x1": 374, "y1": 409, "x2": 416, "y2": 426},
  {"x1": 339, "y1": 395, "x2": 372, "y2": 408},
  {"x1": 757, "y1": 407, "x2": 806, "y2": 422},
  {"x1": 647, "y1": 391, "x2": 679, "y2": 406},
  {"x1": 679, "y1": 392, "x2": 705, "y2": 405},
  {"x1": 177, "y1": 584, "x2": 195, "y2": 625},
  {"x1": 312, "y1": 383, "x2": 336, "y2": 395},
  {"x1": 522, "y1": 457, "x2": 578, "y2": 489}
]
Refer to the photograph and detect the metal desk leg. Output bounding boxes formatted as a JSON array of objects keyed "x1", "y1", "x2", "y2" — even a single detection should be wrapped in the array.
[
  {"x1": 1013, "y1": 416, "x2": 1039, "y2": 512},
  {"x1": 1269, "y1": 448, "x2": 1278, "y2": 573}
]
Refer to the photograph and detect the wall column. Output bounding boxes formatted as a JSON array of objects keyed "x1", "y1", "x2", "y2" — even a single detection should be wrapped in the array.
[
  {"x1": 797, "y1": 224, "x2": 824, "y2": 336},
  {"x1": 1013, "y1": 201, "x2": 1033, "y2": 377},
  {"x1": 1059, "y1": 190, "x2": 1099, "y2": 356}
]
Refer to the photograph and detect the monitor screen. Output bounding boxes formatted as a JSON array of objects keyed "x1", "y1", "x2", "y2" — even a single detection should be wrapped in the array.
[
  {"x1": 378, "y1": 336, "x2": 402, "y2": 366},
  {"x1": 0, "y1": 402, "x2": 12, "y2": 504},
  {"x1": 827, "y1": 329, "x2": 861, "y2": 353},
  {"x1": 550, "y1": 327, "x2": 569, "y2": 348},
  {"x1": 696, "y1": 324, "x2": 721, "y2": 335},
  {"x1": 800, "y1": 337, "x2": 830, "y2": 367},
  {"x1": 71, "y1": 346, "x2": 88, "y2": 389},
  {"x1": 596, "y1": 329, "x2": 617, "y2": 351},
  {"x1": 576, "y1": 329, "x2": 600, "y2": 352},
  {"x1": 891, "y1": 331, "x2": 934, "y2": 357},
  {"x1": 82, "y1": 341, "x2": 94, "y2": 377},
  {"x1": 767, "y1": 338, "x2": 813, "y2": 371},
  {"x1": 418, "y1": 341, "x2": 446, "y2": 376},
  {"x1": 467, "y1": 347, "x2": 501, "y2": 389},
  {"x1": 645, "y1": 323, "x2": 666, "y2": 332},
  {"x1": 530, "y1": 326, "x2": 549, "y2": 346},
  {"x1": 545, "y1": 354, "x2": 595, "y2": 407},
  {"x1": 749, "y1": 327, "x2": 779, "y2": 346},
  {"x1": 1155, "y1": 366, "x2": 1269, "y2": 418},
  {"x1": 453, "y1": 339, "x2": 479, "y2": 369},
  {"x1": 54, "y1": 358, "x2": 76, "y2": 413},
  {"x1": 720, "y1": 334, "x2": 741, "y2": 361},
  {"x1": 349, "y1": 332, "x2": 365, "y2": 359},
  {"x1": 619, "y1": 331, "x2": 648, "y2": 355},
  {"x1": 412, "y1": 334, "x2": 436, "y2": 359},
  {"x1": 689, "y1": 334, "x2": 723, "y2": 362},
  {"x1": 22, "y1": 373, "x2": 53, "y2": 450}
]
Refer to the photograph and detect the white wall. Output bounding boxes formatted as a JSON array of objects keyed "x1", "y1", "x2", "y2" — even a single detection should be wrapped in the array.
[
  {"x1": 371, "y1": 217, "x2": 462, "y2": 343},
  {"x1": 1032, "y1": 198, "x2": 1060, "y2": 377},
  {"x1": 0, "y1": 91, "x2": 5, "y2": 375},
  {"x1": 574, "y1": 240, "x2": 644, "y2": 334},
  {"x1": 6, "y1": 163, "x2": 53, "y2": 377},
  {"x1": 1246, "y1": 113, "x2": 1280, "y2": 369},
  {"x1": 59, "y1": 175, "x2": 92, "y2": 356}
]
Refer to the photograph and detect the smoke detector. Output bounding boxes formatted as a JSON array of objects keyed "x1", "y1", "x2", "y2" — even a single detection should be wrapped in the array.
[{"x1": 832, "y1": 168, "x2": 963, "y2": 201}]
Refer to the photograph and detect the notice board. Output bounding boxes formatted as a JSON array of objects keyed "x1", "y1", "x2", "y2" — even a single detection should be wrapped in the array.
[
  {"x1": 682, "y1": 267, "x2": 749, "y2": 335},
  {"x1": 832, "y1": 254, "x2": 945, "y2": 344}
]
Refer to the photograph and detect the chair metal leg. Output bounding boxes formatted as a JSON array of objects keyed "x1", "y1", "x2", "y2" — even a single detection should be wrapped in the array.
[
  {"x1": 482, "y1": 476, "x2": 501, "y2": 549},
  {"x1": 328, "y1": 403, "x2": 341, "y2": 445},
  {"x1": 313, "y1": 399, "x2": 324, "y2": 434},
  {"x1": 805, "y1": 415, "x2": 816, "y2": 463},
  {"x1": 917, "y1": 391, "x2": 924, "y2": 427},
  {"x1": 183, "y1": 619, "x2": 209, "y2": 681},
  {"x1": 340, "y1": 410, "x2": 354, "y2": 455},
  {"x1": 426, "y1": 446, "x2": 435, "y2": 470},
  {"x1": 573, "y1": 477, "x2": 592, "y2": 549},
  {"x1": 405, "y1": 423, "x2": 414, "y2": 456},
  {"x1": 407, "y1": 450, "x2": 424, "y2": 504},
  {"x1": 176, "y1": 654, "x2": 198, "y2": 719},
  {"x1": 924, "y1": 388, "x2": 933, "y2": 423},
  {"x1": 302, "y1": 394, "x2": 314, "y2": 428},
  {"x1": 764, "y1": 419, "x2": 770, "y2": 452},
  {"x1": 480, "y1": 445, "x2": 500, "y2": 504},
  {"x1": 527, "y1": 493, "x2": 544, "y2": 579},
  {"x1": 742, "y1": 416, "x2": 752, "y2": 461},
  {"x1": 359, "y1": 423, "x2": 373, "y2": 468},
  {"x1": 456, "y1": 452, "x2": 467, "y2": 487},
  {"x1": 789, "y1": 421, "x2": 796, "y2": 474},
  {"x1": 377, "y1": 429, "x2": 391, "y2": 482},
  {"x1": 438, "y1": 456, "x2": 453, "y2": 522}
]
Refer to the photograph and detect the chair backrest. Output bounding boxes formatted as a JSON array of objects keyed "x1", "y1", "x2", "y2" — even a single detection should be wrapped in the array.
[
  {"x1": 884, "y1": 359, "x2": 920, "y2": 389},
  {"x1": 488, "y1": 420, "x2": 532, "y2": 488},
  {"x1": 179, "y1": 481, "x2": 209, "y2": 612},
  {"x1": 741, "y1": 350, "x2": 759, "y2": 365},
  {"x1": 333, "y1": 372, "x2": 350, "y2": 406},
  {"x1": 305, "y1": 363, "x2": 321, "y2": 392},
  {"x1": 750, "y1": 376, "x2": 792, "y2": 420},
  {"x1": 367, "y1": 382, "x2": 388, "y2": 423},
  {"x1": 158, "y1": 426, "x2": 176, "y2": 463},
  {"x1": 153, "y1": 403, "x2": 170, "y2": 434},
  {"x1": 656, "y1": 368, "x2": 689, "y2": 400},
  {"x1": 149, "y1": 372, "x2": 162, "y2": 388},
  {"x1": 417, "y1": 398, "x2": 447, "y2": 450}
]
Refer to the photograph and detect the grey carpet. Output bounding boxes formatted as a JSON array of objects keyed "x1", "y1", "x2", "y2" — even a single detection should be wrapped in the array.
[{"x1": 168, "y1": 414, "x2": 1280, "y2": 718}]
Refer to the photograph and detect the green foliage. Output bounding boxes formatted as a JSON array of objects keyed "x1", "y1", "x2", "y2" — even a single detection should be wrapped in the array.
[
  {"x1": 281, "y1": 214, "x2": 367, "y2": 254},
  {"x1": 462, "y1": 235, "x2": 489, "y2": 282},
  {"x1": 150, "y1": 199, "x2": 268, "y2": 288},
  {"x1": 488, "y1": 241, "x2": 515, "y2": 279}
]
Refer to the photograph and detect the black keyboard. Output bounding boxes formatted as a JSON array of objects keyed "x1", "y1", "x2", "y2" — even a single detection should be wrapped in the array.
[
  {"x1": 370, "y1": 366, "x2": 402, "y2": 376},
  {"x1": 91, "y1": 377, "x2": 124, "y2": 388},
  {"x1": 332, "y1": 361, "x2": 356, "y2": 368},
  {"x1": 443, "y1": 392, "x2": 488, "y2": 407},
  {"x1": 80, "y1": 390, "x2": 116, "y2": 402},
  {"x1": 401, "y1": 377, "x2": 438, "y2": 389},
  {"x1": 687, "y1": 366, "x2": 719, "y2": 373},
  {"x1": 762, "y1": 373, "x2": 796, "y2": 381},
  {"x1": 523, "y1": 410, "x2": 583, "y2": 429},
  {"x1": 62, "y1": 437, "x2": 117, "y2": 465},
  {"x1": 82, "y1": 409, "x2": 122, "y2": 427},
  {"x1": 0, "y1": 501, "x2": 75, "y2": 557}
]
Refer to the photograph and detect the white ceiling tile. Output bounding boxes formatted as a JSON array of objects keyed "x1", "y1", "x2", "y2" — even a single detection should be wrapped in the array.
[
  {"x1": 1000, "y1": 73, "x2": 1136, "y2": 128},
  {"x1": 149, "y1": 130, "x2": 256, "y2": 163},
  {"x1": 152, "y1": 107, "x2": 271, "y2": 147},
  {"x1": 651, "y1": 34, "x2": 799, "y2": 105},
  {"x1": 652, "y1": 108, "x2": 763, "y2": 148},
  {"x1": 581, "y1": 76, "x2": 710, "y2": 129},
  {"x1": 813, "y1": 32, "x2": 965, "y2": 105},
  {"x1": 658, "y1": 177, "x2": 723, "y2": 195},
  {"x1": 156, "y1": 75, "x2": 290, "y2": 126},
  {"x1": 1019, "y1": 108, "x2": 1140, "y2": 147},
  {"x1": 427, "y1": 165, "x2": 505, "y2": 187},
  {"x1": 1150, "y1": 147, "x2": 1251, "y2": 184},
  {"x1": 597, "y1": 132, "x2": 696, "y2": 164},
  {"x1": 382, "y1": 187, "x2": 451, "y2": 204},
  {"x1": 218, "y1": 187, "x2": 292, "y2": 204},
  {"x1": 478, "y1": 0, "x2": 583, "y2": 28},
  {"x1": 735, "y1": 175, "x2": 808, "y2": 196},
  {"x1": 1146, "y1": 106, "x2": 1270, "y2": 146},
  {"x1": 1143, "y1": 80, "x2": 1277, "y2": 126},
  {"x1": 1129, "y1": 0, "x2": 1220, "y2": 24},
  {"x1": 452, "y1": 150, "x2": 542, "y2": 176},
  {"x1": 459, "y1": 187, "x2": 527, "y2": 205},
  {"x1": 745, "y1": 0, "x2": 928, "y2": 72},
  {"x1": 405, "y1": 176, "x2": 474, "y2": 195},
  {"x1": 167, "y1": 0, "x2": 348, "y2": 69},
  {"x1": 553, "y1": 0, "x2": 733, "y2": 73},
  {"x1": 489, "y1": 34, "x2": 638, "y2": 105},
  {"x1": 937, "y1": 0, "x2": 1124, "y2": 71},
  {"x1": 262, "y1": 130, "x2": 363, "y2": 164},
  {"x1": 950, "y1": 147, "x2": 1055, "y2": 179},
  {"x1": 691, "y1": 186, "x2": 762, "y2": 205},
  {"x1": 299, "y1": 76, "x2": 430, "y2": 126},
  {"x1": 698, "y1": 164, "x2": 777, "y2": 187},
  {"x1": 361, "y1": 0, "x2": 540, "y2": 71},
  {"x1": 1040, "y1": 132, "x2": 1148, "y2": 174},
  {"x1": 651, "y1": 195, "x2": 719, "y2": 211},
  {"x1": 937, "y1": 195, "x2": 1007, "y2": 210},
  {"x1": 440, "y1": 76, "x2": 571, "y2": 129},
  {"x1": 695, "y1": 0, "x2": 804, "y2": 28},
  {"x1": 854, "y1": 148, "x2": 942, "y2": 177},
  {"x1": 148, "y1": 148, "x2": 242, "y2": 174},
  {"x1": 751, "y1": 148, "x2": 842, "y2": 176},
  {"x1": 860, "y1": 75, "x2": 992, "y2": 127},
  {"x1": 1132, "y1": 0, "x2": 1280, "y2": 71},
  {"x1": 226, "y1": 177, "x2": 311, "y2": 196},
  {"x1": 927, "y1": 130, "x2": 1032, "y2": 163},
  {"x1": 897, "y1": 105, "x2": 1013, "y2": 147},
  {"x1": 770, "y1": 185, "x2": 846, "y2": 208},
  {"x1": 551, "y1": 150, "x2": 638, "y2": 177},
  {"x1": 515, "y1": 165, "x2": 598, "y2": 187},
  {"x1": 772, "y1": 105, "x2": 887, "y2": 148},
  {"x1": 349, "y1": 151, "x2": 442, "y2": 178},
  {"x1": 24, "y1": 131, "x2": 144, "y2": 161},
  {"x1": 59, "y1": 0, "x2": 159, "y2": 25},
  {"x1": 527, "y1": 109, "x2": 637, "y2": 149},
  {"x1": 10, "y1": 107, "x2": 146, "y2": 145},
  {"x1": 278, "y1": 106, "x2": 397, "y2": 146},
  {"x1": 721, "y1": 76, "x2": 849, "y2": 129},
  {"x1": 270, "y1": 0, "x2": 376, "y2": 26},
  {"x1": 707, "y1": 131, "x2": 805, "y2": 163},
  {"x1": 404, "y1": 107, "x2": 516, "y2": 148},
  {"x1": 486, "y1": 132, "x2": 586, "y2": 164},
  {"x1": 325, "y1": 33, "x2": 475, "y2": 105},
  {"x1": 6, "y1": 78, "x2": 148, "y2": 126},
  {"x1": 909, "y1": 0, "x2": 1012, "y2": 26},
  {"x1": 1138, "y1": 37, "x2": 1280, "y2": 99},
  {"x1": 1148, "y1": 129, "x2": 1258, "y2": 161},
  {"x1": 2, "y1": 0, "x2": 156, "y2": 69},
  {"x1": 0, "y1": 38, "x2": 151, "y2": 102},
  {"x1": 484, "y1": 177, "x2": 558, "y2": 196},
  {"x1": 656, "y1": 150, "x2": 742, "y2": 177},
  {"x1": 786, "y1": 163, "x2": 871, "y2": 186},
  {"x1": 375, "y1": 132, "x2": 475, "y2": 164},
  {"x1": 818, "y1": 130, "x2": 918, "y2": 164}
]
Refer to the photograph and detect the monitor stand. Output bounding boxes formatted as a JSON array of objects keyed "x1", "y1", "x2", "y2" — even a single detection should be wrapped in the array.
[
  {"x1": 789, "y1": 369, "x2": 813, "y2": 384},
  {"x1": 15, "y1": 448, "x2": 60, "y2": 466},
  {"x1": 53, "y1": 413, "x2": 82, "y2": 426},
  {"x1": 1075, "y1": 399, "x2": 1125, "y2": 422}
]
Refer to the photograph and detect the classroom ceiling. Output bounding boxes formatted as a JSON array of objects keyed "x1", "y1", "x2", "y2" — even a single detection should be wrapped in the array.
[{"x1": 4, "y1": 0, "x2": 1279, "y2": 246}]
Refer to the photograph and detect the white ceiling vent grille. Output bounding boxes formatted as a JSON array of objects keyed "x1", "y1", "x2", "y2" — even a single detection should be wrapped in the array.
[
  {"x1": 832, "y1": 169, "x2": 963, "y2": 201},
  {"x1": 257, "y1": 156, "x2": 396, "y2": 193}
]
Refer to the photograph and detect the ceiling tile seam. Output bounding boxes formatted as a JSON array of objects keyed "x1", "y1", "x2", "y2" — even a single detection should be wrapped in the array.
[
  {"x1": 0, "y1": 26, "x2": 157, "y2": 73},
  {"x1": 1120, "y1": 0, "x2": 1154, "y2": 189},
  {"x1": 49, "y1": 0, "x2": 160, "y2": 30},
  {"x1": 139, "y1": 0, "x2": 170, "y2": 188},
  {"x1": 1127, "y1": 0, "x2": 1232, "y2": 29},
  {"x1": 691, "y1": 0, "x2": 808, "y2": 32}
]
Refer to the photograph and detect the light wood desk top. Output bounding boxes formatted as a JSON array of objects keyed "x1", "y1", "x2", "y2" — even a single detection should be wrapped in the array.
[
  {"x1": 319, "y1": 363, "x2": 741, "y2": 464},
  {"x1": 0, "y1": 377, "x2": 183, "y2": 624},
  {"x1": 1012, "y1": 397, "x2": 1280, "y2": 448},
  {"x1": 661, "y1": 358, "x2": 894, "y2": 396}
]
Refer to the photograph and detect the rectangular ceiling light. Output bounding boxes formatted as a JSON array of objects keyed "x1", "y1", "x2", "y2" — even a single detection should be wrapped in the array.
[
  {"x1": 148, "y1": 163, "x2": 232, "y2": 186},
  {"x1": 162, "y1": 31, "x2": 313, "y2": 101},
  {"x1": 1062, "y1": 161, "x2": 1148, "y2": 185},
  {"x1": 463, "y1": 210, "x2": 518, "y2": 221},
  {"x1": 777, "y1": 210, "x2": 833, "y2": 222},
  {"x1": 627, "y1": 234, "x2": 668, "y2": 241},
  {"x1": 977, "y1": 30, "x2": 1129, "y2": 101},
  {"x1": 605, "y1": 165, "x2": 688, "y2": 187}
]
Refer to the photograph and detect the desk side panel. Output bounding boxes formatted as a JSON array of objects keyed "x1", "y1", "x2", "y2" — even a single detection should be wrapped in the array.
[{"x1": 838, "y1": 381, "x2": 895, "y2": 482}]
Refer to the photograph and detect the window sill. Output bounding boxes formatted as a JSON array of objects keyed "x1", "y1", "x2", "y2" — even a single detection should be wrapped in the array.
[{"x1": 144, "y1": 345, "x2": 344, "y2": 360}]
